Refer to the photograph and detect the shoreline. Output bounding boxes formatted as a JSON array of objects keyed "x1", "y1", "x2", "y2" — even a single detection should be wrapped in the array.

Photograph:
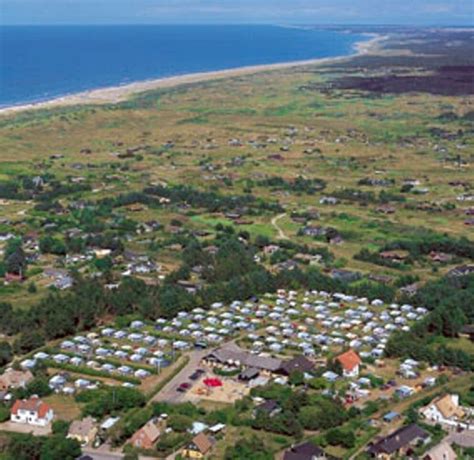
[{"x1": 0, "y1": 33, "x2": 386, "y2": 117}]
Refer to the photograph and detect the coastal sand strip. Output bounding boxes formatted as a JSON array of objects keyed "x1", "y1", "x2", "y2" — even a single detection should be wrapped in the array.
[{"x1": 0, "y1": 34, "x2": 386, "y2": 116}]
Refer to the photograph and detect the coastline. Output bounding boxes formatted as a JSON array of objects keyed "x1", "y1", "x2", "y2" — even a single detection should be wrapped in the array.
[{"x1": 0, "y1": 33, "x2": 386, "y2": 117}]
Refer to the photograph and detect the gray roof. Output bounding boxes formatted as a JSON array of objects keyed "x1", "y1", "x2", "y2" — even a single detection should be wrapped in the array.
[
  {"x1": 206, "y1": 344, "x2": 282, "y2": 372},
  {"x1": 368, "y1": 424, "x2": 429, "y2": 455}
]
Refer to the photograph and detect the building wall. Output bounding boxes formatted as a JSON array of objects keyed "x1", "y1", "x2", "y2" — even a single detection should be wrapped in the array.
[{"x1": 11, "y1": 409, "x2": 53, "y2": 427}]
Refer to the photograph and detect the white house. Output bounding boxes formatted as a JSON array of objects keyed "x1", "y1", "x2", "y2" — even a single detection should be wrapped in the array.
[
  {"x1": 336, "y1": 349, "x2": 361, "y2": 378},
  {"x1": 11, "y1": 396, "x2": 54, "y2": 427}
]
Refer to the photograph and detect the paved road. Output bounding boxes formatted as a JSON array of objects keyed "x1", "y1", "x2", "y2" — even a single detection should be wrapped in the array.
[
  {"x1": 445, "y1": 431, "x2": 474, "y2": 448},
  {"x1": 271, "y1": 213, "x2": 289, "y2": 240},
  {"x1": 152, "y1": 348, "x2": 209, "y2": 404},
  {"x1": 82, "y1": 447, "x2": 123, "y2": 460}
]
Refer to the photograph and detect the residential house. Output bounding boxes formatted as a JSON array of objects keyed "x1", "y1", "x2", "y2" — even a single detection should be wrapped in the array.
[
  {"x1": 182, "y1": 432, "x2": 214, "y2": 459},
  {"x1": 367, "y1": 424, "x2": 430, "y2": 459},
  {"x1": 284, "y1": 441, "x2": 327, "y2": 460},
  {"x1": 130, "y1": 419, "x2": 161, "y2": 449},
  {"x1": 10, "y1": 396, "x2": 54, "y2": 427},
  {"x1": 336, "y1": 349, "x2": 361, "y2": 378},
  {"x1": 0, "y1": 369, "x2": 33, "y2": 391},
  {"x1": 203, "y1": 344, "x2": 282, "y2": 376},
  {"x1": 67, "y1": 416, "x2": 98, "y2": 446},
  {"x1": 420, "y1": 394, "x2": 466, "y2": 428},
  {"x1": 423, "y1": 441, "x2": 457, "y2": 460},
  {"x1": 254, "y1": 400, "x2": 281, "y2": 418},
  {"x1": 280, "y1": 355, "x2": 314, "y2": 376}
]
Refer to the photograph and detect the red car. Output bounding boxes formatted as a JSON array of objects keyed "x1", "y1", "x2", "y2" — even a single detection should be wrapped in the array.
[{"x1": 177, "y1": 382, "x2": 191, "y2": 392}]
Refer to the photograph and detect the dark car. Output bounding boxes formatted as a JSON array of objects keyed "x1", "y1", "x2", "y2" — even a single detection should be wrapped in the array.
[
  {"x1": 189, "y1": 369, "x2": 205, "y2": 381},
  {"x1": 177, "y1": 382, "x2": 191, "y2": 392}
]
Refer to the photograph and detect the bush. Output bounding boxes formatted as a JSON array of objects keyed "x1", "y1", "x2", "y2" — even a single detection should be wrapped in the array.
[
  {"x1": 52, "y1": 420, "x2": 70, "y2": 437},
  {"x1": 326, "y1": 428, "x2": 356, "y2": 448}
]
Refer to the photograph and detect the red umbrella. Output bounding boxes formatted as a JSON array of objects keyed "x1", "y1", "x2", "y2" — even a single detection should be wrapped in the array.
[{"x1": 203, "y1": 377, "x2": 223, "y2": 387}]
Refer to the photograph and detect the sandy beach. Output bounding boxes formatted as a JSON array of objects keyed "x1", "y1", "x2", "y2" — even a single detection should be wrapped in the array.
[{"x1": 0, "y1": 33, "x2": 386, "y2": 117}]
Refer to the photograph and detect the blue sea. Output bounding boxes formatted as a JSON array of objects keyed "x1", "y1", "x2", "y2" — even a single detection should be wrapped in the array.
[{"x1": 0, "y1": 25, "x2": 364, "y2": 108}]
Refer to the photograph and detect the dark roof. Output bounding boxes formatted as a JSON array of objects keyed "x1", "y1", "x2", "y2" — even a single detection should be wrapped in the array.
[
  {"x1": 284, "y1": 441, "x2": 325, "y2": 460},
  {"x1": 447, "y1": 265, "x2": 474, "y2": 277},
  {"x1": 280, "y1": 355, "x2": 315, "y2": 375},
  {"x1": 256, "y1": 400, "x2": 279, "y2": 414},
  {"x1": 368, "y1": 424, "x2": 429, "y2": 455},
  {"x1": 206, "y1": 344, "x2": 282, "y2": 372},
  {"x1": 239, "y1": 367, "x2": 260, "y2": 380}
]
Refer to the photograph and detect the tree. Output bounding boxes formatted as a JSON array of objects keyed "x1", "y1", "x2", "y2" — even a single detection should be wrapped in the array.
[
  {"x1": 224, "y1": 435, "x2": 272, "y2": 460},
  {"x1": 13, "y1": 332, "x2": 45, "y2": 355},
  {"x1": 0, "y1": 341, "x2": 13, "y2": 366},
  {"x1": 52, "y1": 420, "x2": 70, "y2": 437},
  {"x1": 40, "y1": 435, "x2": 81, "y2": 460},
  {"x1": 326, "y1": 428, "x2": 356, "y2": 448},
  {"x1": 5, "y1": 433, "x2": 43, "y2": 460},
  {"x1": 168, "y1": 414, "x2": 193, "y2": 432},
  {"x1": 4, "y1": 238, "x2": 27, "y2": 275},
  {"x1": 23, "y1": 377, "x2": 53, "y2": 398},
  {"x1": 288, "y1": 370, "x2": 305, "y2": 386}
]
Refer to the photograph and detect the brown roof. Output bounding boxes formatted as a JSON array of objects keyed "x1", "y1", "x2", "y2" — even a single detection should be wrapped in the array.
[
  {"x1": 423, "y1": 441, "x2": 457, "y2": 460},
  {"x1": 68, "y1": 417, "x2": 97, "y2": 438},
  {"x1": 336, "y1": 349, "x2": 361, "y2": 372},
  {"x1": 379, "y1": 250, "x2": 408, "y2": 260},
  {"x1": 131, "y1": 420, "x2": 161, "y2": 448},
  {"x1": 191, "y1": 432, "x2": 213, "y2": 454},
  {"x1": 433, "y1": 394, "x2": 465, "y2": 419},
  {"x1": 0, "y1": 369, "x2": 33, "y2": 389}
]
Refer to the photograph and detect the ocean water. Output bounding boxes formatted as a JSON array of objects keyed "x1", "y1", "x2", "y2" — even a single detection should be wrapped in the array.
[{"x1": 0, "y1": 25, "x2": 364, "y2": 108}]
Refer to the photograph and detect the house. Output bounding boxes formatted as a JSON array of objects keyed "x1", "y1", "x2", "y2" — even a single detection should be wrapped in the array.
[
  {"x1": 0, "y1": 369, "x2": 33, "y2": 391},
  {"x1": 429, "y1": 251, "x2": 453, "y2": 263},
  {"x1": 459, "y1": 325, "x2": 474, "y2": 341},
  {"x1": 423, "y1": 441, "x2": 457, "y2": 460},
  {"x1": 379, "y1": 250, "x2": 408, "y2": 262},
  {"x1": 280, "y1": 355, "x2": 314, "y2": 376},
  {"x1": 284, "y1": 441, "x2": 327, "y2": 460},
  {"x1": 330, "y1": 269, "x2": 360, "y2": 283},
  {"x1": 203, "y1": 344, "x2": 282, "y2": 375},
  {"x1": 447, "y1": 265, "x2": 474, "y2": 278},
  {"x1": 130, "y1": 419, "x2": 161, "y2": 449},
  {"x1": 420, "y1": 394, "x2": 466, "y2": 427},
  {"x1": 367, "y1": 424, "x2": 430, "y2": 459},
  {"x1": 67, "y1": 416, "x2": 98, "y2": 446},
  {"x1": 182, "y1": 432, "x2": 214, "y2": 458},
  {"x1": 10, "y1": 396, "x2": 54, "y2": 427},
  {"x1": 336, "y1": 349, "x2": 361, "y2": 378},
  {"x1": 254, "y1": 400, "x2": 281, "y2": 417}
]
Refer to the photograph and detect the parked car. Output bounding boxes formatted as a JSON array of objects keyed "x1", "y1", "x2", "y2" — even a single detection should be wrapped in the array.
[
  {"x1": 177, "y1": 382, "x2": 191, "y2": 392},
  {"x1": 189, "y1": 369, "x2": 205, "y2": 380}
]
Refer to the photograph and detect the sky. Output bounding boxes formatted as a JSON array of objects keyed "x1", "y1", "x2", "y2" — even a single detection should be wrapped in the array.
[{"x1": 0, "y1": 0, "x2": 473, "y2": 25}]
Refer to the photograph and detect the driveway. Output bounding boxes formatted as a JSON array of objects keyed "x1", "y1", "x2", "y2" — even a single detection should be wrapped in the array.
[
  {"x1": 0, "y1": 421, "x2": 51, "y2": 436},
  {"x1": 152, "y1": 348, "x2": 209, "y2": 404}
]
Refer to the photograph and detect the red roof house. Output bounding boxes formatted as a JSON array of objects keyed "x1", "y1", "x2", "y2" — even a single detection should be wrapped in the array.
[
  {"x1": 336, "y1": 349, "x2": 361, "y2": 377},
  {"x1": 11, "y1": 396, "x2": 54, "y2": 427}
]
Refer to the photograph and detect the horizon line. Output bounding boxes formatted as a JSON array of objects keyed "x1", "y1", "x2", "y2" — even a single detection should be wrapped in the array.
[{"x1": 1, "y1": 22, "x2": 474, "y2": 27}]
